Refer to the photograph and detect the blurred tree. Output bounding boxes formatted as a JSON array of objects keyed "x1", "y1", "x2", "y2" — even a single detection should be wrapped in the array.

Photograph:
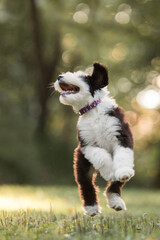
[
  {"x1": 0, "y1": 0, "x2": 159, "y2": 185},
  {"x1": 30, "y1": 0, "x2": 61, "y2": 134}
]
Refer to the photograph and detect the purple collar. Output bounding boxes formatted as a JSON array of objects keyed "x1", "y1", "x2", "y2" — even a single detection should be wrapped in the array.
[{"x1": 79, "y1": 99, "x2": 102, "y2": 115}]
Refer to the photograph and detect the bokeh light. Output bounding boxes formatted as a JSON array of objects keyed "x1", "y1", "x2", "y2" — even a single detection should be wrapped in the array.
[
  {"x1": 111, "y1": 43, "x2": 128, "y2": 62},
  {"x1": 73, "y1": 11, "x2": 88, "y2": 24},
  {"x1": 62, "y1": 33, "x2": 77, "y2": 50},
  {"x1": 76, "y1": 3, "x2": 90, "y2": 14},
  {"x1": 136, "y1": 88, "x2": 160, "y2": 109},
  {"x1": 117, "y1": 78, "x2": 132, "y2": 93},
  {"x1": 115, "y1": 11, "x2": 130, "y2": 24},
  {"x1": 118, "y1": 3, "x2": 132, "y2": 14}
]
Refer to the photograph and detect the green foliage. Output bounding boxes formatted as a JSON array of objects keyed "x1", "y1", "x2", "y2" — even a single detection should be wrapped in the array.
[
  {"x1": 0, "y1": 0, "x2": 159, "y2": 185},
  {"x1": 0, "y1": 211, "x2": 159, "y2": 240}
]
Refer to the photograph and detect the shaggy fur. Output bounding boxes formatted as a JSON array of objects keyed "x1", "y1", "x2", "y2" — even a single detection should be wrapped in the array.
[{"x1": 54, "y1": 62, "x2": 135, "y2": 216}]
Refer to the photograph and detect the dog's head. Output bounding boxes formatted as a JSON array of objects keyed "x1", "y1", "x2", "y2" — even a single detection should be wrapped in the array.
[{"x1": 54, "y1": 62, "x2": 109, "y2": 110}]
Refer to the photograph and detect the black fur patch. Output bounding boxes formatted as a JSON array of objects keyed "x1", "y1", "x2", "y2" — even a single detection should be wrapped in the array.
[
  {"x1": 108, "y1": 106, "x2": 134, "y2": 149},
  {"x1": 106, "y1": 181, "x2": 125, "y2": 196},
  {"x1": 82, "y1": 75, "x2": 95, "y2": 97},
  {"x1": 82, "y1": 62, "x2": 109, "y2": 97},
  {"x1": 73, "y1": 145, "x2": 98, "y2": 207},
  {"x1": 91, "y1": 62, "x2": 109, "y2": 89}
]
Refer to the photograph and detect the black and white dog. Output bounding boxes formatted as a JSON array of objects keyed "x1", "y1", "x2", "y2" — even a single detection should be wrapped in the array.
[{"x1": 54, "y1": 62, "x2": 135, "y2": 216}]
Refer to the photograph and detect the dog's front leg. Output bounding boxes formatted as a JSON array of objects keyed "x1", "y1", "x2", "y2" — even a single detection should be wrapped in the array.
[
  {"x1": 113, "y1": 146, "x2": 135, "y2": 182},
  {"x1": 81, "y1": 146, "x2": 113, "y2": 181},
  {"x1": 74, "y1": 146, "x2": 101, "y2": 216}
]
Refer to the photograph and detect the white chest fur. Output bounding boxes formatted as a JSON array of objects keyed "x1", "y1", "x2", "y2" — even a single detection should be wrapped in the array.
[
  {"x1": 77, "y1": 102, "x2": 135, "y2": 182},
  {"x1": 77, "y1": 103, "x2": 121, "y2": 154}
]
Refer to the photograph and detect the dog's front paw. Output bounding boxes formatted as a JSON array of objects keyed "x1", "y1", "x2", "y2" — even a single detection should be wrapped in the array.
[
  {"x1": 115, "y1": 167, "x2": 135, "y2": 182},
  {"x1": 107, "y1": 193, "x2": 126, "y2": 211},
  {"x1": 82, "y1": 205, "x2": 102, "y2": 217}
]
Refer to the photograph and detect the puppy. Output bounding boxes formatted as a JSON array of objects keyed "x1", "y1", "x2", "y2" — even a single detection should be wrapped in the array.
[{"x1": 54, "y1": 62, "x2": 135, "y2": 216}]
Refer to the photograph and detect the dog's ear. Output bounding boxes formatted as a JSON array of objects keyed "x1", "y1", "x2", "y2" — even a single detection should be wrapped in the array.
[{"x1": 90, "y1": 62, "x2": 109, "y2": 90}]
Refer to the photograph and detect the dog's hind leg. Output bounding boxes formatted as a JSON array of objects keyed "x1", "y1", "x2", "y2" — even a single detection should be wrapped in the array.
[
  {"x1": 74, "y1": 145, "x2": 101, "y2": 216},
  {"x1": 104, "y1": 181, "x2": 126, "y2": 211}
]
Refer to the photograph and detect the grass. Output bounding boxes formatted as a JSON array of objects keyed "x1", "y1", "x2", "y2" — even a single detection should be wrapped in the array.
[{"x1": 0, "y1": 185, "x2": 159, "y2": 239}]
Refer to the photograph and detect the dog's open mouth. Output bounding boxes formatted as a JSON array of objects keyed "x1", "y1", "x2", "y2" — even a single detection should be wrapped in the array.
[{"x1": 59, "y1": 82, "x2": 80, "y2": 95}]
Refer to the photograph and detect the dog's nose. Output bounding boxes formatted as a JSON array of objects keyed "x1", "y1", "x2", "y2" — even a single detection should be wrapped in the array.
[{"x1": 58, "y1": 75, "x2": 63, "y2": 81}]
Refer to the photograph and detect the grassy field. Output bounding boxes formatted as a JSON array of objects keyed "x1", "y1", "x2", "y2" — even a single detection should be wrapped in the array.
[{"x1": 0, "y1": 186, "x2": 159, "y2": 239}]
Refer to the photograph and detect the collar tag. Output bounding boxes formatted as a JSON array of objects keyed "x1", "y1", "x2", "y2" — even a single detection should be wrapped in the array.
[{"x1": 79, "y1": 99, "x2": 102, "y2": 115}]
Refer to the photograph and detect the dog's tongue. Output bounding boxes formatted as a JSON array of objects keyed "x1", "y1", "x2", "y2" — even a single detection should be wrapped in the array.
[
  {"x1": 59, "y1": 82, "x2": 80, "y2": 92},
  {"x1": 59, "y1": 82, "x2": 69, "y2": 91}
]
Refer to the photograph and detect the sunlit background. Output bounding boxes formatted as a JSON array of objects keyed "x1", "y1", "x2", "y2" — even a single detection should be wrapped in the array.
[{"x1": 0, "y1": 0, "x2": 160, "y2": 210}]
